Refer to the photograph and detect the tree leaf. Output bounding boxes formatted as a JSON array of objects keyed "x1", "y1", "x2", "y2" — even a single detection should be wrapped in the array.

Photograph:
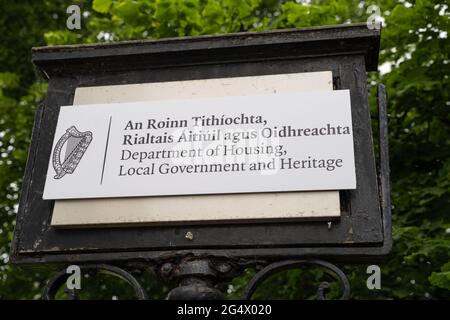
[{"x1": 93, "y1": 0, "x2": 113, "y2": 14}]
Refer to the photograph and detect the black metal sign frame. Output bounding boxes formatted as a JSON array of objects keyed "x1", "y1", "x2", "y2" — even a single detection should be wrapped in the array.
[{"x1": 11, "y1": 24, "x2": 391, "y2": 268}]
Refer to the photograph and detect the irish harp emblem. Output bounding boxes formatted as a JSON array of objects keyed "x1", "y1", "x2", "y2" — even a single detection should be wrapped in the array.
[{"x1": 52, "y1": 126, "x2": 93, "y2": 179}]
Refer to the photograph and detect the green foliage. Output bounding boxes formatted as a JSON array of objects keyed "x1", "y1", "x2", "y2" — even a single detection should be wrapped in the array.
[
  {"x1": 0, "y1": 0, "x2": 448, "y2": 299},
  {"x1": 93, "y1": 0, "x2": 113, "y2": 14},
  {"x1": 429, "y1": 261, "x2": 450, "y2": 290}
]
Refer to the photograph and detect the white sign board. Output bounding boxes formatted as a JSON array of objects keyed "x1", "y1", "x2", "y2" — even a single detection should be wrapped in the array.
[
  {"x1": 43, "y1": 90, "x2": 355, "y2": 200},
  {"x1": 52, "y1": 71, "x2": 342, "y2": 227}
]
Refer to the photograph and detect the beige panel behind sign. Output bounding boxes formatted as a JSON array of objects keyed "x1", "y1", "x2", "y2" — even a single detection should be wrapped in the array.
[{"x1": 51, "y1": 71, "x2": 340, "y2": 227}]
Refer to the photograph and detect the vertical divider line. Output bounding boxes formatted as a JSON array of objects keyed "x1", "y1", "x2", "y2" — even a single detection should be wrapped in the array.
[{"x1": 100, "y1": 116, "x2": 112, "y2": 185}]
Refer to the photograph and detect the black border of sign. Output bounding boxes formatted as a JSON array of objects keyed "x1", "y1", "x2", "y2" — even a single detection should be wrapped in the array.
[{"x1": 10, "y1": 23, "x2": 391, "y2": 265}]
